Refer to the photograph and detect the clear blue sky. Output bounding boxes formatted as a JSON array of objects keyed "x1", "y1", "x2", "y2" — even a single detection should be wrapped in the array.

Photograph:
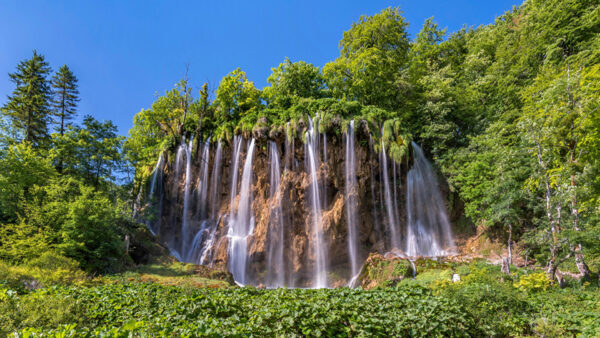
[{"x1": 0, "y1": 0, "x2": 522, "y2": 136}]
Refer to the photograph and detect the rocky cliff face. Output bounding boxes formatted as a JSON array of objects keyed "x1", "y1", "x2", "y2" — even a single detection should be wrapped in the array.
[{"x1": 141, "y1": 120, "x2": 458, "y2": 288}]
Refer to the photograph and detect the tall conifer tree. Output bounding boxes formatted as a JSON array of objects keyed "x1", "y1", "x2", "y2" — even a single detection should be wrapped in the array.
[
  {"x1": 51, "y1": 65, "x2": 79, "y2": 136},
  {"x1": 1, "y1": 50, "x2": 52, "y2": 145}
]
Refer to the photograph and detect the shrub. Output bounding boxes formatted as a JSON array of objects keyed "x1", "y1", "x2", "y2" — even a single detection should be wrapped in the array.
[{"x1": 514, "y1": 272, "x2": 551, "y2": 293}]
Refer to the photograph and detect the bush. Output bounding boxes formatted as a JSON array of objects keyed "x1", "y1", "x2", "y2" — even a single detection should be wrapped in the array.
[
  {"x1": 0, "y1": 253, "x2": 88, "y2": 292},
  {"x1": 514, "y1": 272, "x2": 551, "y2": 293}
]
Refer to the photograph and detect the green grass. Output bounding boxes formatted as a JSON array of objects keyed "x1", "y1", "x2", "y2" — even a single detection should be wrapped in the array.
[{"x1": 104, "y1": 262, "x2": 233, "y2": 289}]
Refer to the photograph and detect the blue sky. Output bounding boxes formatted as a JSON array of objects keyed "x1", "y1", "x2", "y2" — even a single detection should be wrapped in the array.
[{"x1": 0, "y1": 1, "x2": 522, "y2": 135}]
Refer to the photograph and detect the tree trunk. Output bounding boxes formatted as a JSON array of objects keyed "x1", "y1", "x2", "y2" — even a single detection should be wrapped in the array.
[
  {"x1": 570, "y1": 163, "x2": 591, "y2": 278},
  {"x1": 546, "y1": 257, "x2": 557, "y2": 281},
  {"x1": 501, "y1": 257, "x2": 510, "y2": 275},
  {"x1": 507, "y1": 223, "x2": 513, "y2": 266}
]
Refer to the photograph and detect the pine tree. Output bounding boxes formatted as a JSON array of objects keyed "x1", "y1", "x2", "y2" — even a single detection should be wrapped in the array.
[
  {"x1": 51, "y1": 65, "x2": 79, "y2": 136},
  {"x1": 2, "y1": 50, "x2": 52, "y2": 145}
]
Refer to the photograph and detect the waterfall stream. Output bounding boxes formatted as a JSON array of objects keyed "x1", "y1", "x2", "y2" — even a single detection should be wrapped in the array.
[
  {"x1": 228, "y1": 138, "x2": 256, "y2": 285},
  {"x1": 405, "y1": 142, "x2": 456, "y2": 256},
  {"x1": 380, "y1": 140, "x2": 400, "y2": 249},
  {"x1": 266, "y1": 141, "x2": 285, "y2": 287},
  {"x1": 345, "y1": 120, "x2": 360, "y2": 277},
  {"x1": 180, "y1": 136, "x2": 194, "y2": 257},
  {"x1": 306, "y1": 116, "x2": 328, "y2": 288}
]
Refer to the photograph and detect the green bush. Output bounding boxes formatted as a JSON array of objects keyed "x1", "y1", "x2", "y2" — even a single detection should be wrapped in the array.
[{"x1": 514, "y1": 272, "x2": 551, "y2": 293}]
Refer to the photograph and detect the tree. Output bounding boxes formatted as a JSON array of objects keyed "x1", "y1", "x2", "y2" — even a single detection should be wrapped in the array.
[
  {"x1": 449, "y1": 118, "x2": 534, "y2": 267},
  {"x1": 263, "y1": 58, "x2": 325, "y2": 108},
  {"x1": 2, "y1": 50, "x2": 52, "y2": 145},
  {"x1": 0, "y1": 142, "x2": 56, "y2": 222},
  {"x1": 521, "y1": 64, "x2": 599, "y2": 280},
  {"x1": 51, "y1": 65, "x2": 80, "y2": 136},
  {"x1": 55, "y1": 115, "x2": 124, "y2": 187},
  {"x1": 124, "y1": 79, "x2": 201, "y2": 172},
  {"x1": 214, "y1": 68, "x2": 262, "y2": 123},
  {"x1": 323, "y1": 7, "x2": 410, "y2": 110},
  {"x1": 57, "y1": 185, "x2": 125, "y2": 272}
]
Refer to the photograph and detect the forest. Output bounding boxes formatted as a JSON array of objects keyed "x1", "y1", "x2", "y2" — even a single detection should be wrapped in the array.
[{"x1": 1, "y1": 0, "x2": 599, "y2": 336}]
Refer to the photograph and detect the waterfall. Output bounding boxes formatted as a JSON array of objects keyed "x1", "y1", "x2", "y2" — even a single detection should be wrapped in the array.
[
  {"x1": 228, "y1": 138, "x2": 256, "y2": 285},
  {"x1": 305, "y1": 116, "x2": 328, "y2": 288},
  {"x1": 322, "y1": 133, "x2": 327, "y2": 209},
  {"x1": 180, "y1": 137, "x2": 194, "y2": 256},
  {"x1": 380, "y1": 140, "x2": 400, "y2": 249},
  {"x1": 368, "y1": 136, "x2": 382, "y2": 238},
  {"x1": 149, "y1": 153, "x2": 163, "y2": 198},
  {"x1": 266, "y1": 141, "x2": 285, "y2": 288},
  {"x1": 147, "y1": 153, "x2": 164, "y2": 235},
  {"x1": 200, "y1": 215, "x2": 220, "y2": 265},
  {"x1": 405, "y1": 142, "x2": 456, "y2": 256},
  {"x1": 187, "y1": 220, "x2": 208, "y2": 263},
  {"x1": 196, "y1": 137, "x2": 211, "y2": 220},
  {"x1": 345, "y1": 120, "x2": 360, "y2": 277},
  {"x1": 392, "y1": 160, "x2": 401, "y2": 230},
  {"x1": 229, "y1": 136, "x2": 243, "y2": 218},
  {"x1": 209, "y1": 141, "x2": 223, "y2": 219}
]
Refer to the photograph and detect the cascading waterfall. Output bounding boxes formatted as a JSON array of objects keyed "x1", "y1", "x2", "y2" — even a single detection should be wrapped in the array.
[
  {"x1": 149, "y1": 153, "x2": 163, "y2": 198},
  {"x1": 305, "y1": 116, "x2": 328, "y2": 288},
  {"x1": 266, "y1": 141, "x2": 285, "y2": 287},
  {"x1": 180, "y1": 136, "x2": 194, "y2": 257},
  {"x1": 380, "y1": 140, "x2": 400, "y2": 249},
  {"x1": 228, "y1": 139, "x2": 256, "y2": 285},
  {"x1": 146, "y1": 153, "x2": 164, "y2": 234},
  {"x1": 345, "y1": 120, "x2": 360, "y2": 278},
  {"x1": 196, "y1": 137, "x2": 211, "y2": 220},
  {"x1": 405, "y1": 142, "x2": 456, "y2": 256},
  {"x1": 145, "y1": 118, "x2": 458, "y2": 289},
  {"x1": 209, "y1": 141, "x2": 223, "y2": 219}
]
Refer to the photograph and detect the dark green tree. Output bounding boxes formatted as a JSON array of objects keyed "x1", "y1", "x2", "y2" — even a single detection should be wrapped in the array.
[
  {"x1": 51, "y1": 65, "x2": 80, "y2": 136},
  {"x1": 2, "y1": 50, "x2": 52, "y2": 145}
]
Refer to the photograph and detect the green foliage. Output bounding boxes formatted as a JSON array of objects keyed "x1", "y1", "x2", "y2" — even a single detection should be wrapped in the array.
[
  {"x1": 0, "y1": 253, "x2": 88, "y2": 293},
  {"x1": 514, "y1": 272, "x2": 551, "y2": 293},
  {"x1": 57, "y1": 185, "x2": 126, "y2": 273},
  {"x1": 1, "y1": 50, "x2": 53, "y2": 145},
  {"x1": 53, "y1": 115, "x2": 125, "y2": 187},
  {"x1": 324, "y1": 7, "x2": 410, "y2": 110},
  {"x1": 214, "y1": 68, "x2": 262, "y2": 124},
  {"x1": 1, "y1": 283, "x2": 480, "y2": 336},
  {"x1": 51, "y1": 65, "x2": 79, "y2": 136},
  {"x1": 0, "y1": 142, "x2": 56, "y2": 222},
  {"x1": 264, "y1": 57, "x2": 325, "y2": 108}
]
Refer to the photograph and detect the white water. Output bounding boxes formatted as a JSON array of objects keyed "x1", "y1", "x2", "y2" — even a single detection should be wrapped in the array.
[
  {"x1": 266, "y1": 141, "x2": 285, "y2": 287},
  {"x1": 380, "y1": 140, "x2": 401, "y2": 249},
  {"x1": 345, "y1": 120, "x2": 360, "y2": 277},
  {"x1": 305, "y1": 116, "x2": 328, "y2": 288},
  {"x1": 209, "y1": 141, "x2": 223, "y2": 219},
  {"x1": 405, "y1": 142, "x2": 456, "y2": 256},
  {"x1": 146, "y1": 153, "x2": 164, "y2": 235},
  {"x1": 196, "y1": 138, "x2": 211, "y2": 220},
  {"x1": 180, "y1": 137, "x2": 194, "y2": 256},
  {"x1": 149, "y1": 153, "x2": 163, "y2": 198},
  {"x1": 228, "y1": 138, "x2": 256, "y2": 285},
  {"x1": 186, "y1": 220, "x2": 208, "y2": 263},
  {"x1": 200, "y1": 215, "x2": 220, "y2": 265}
]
